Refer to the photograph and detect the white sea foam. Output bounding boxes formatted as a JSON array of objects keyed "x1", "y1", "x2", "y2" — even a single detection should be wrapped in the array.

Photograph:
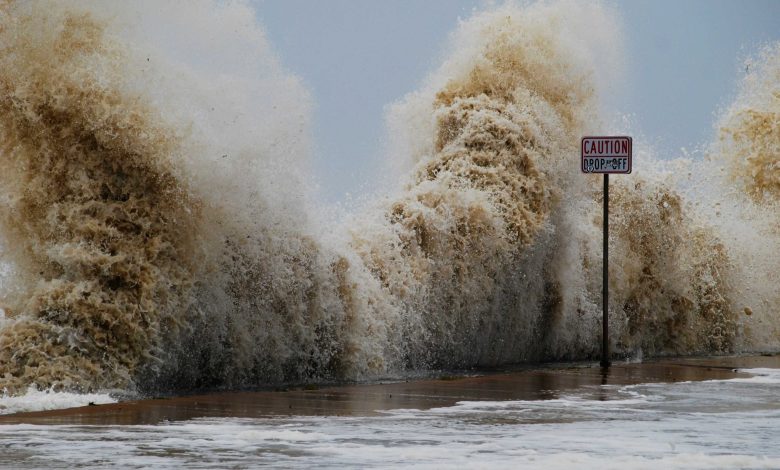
[
  {"x1": 2, "y1": 372, "x2": 780, "y2": 469},
  {"x1": 726, "y1": 367, "x2": 780, "y2": 384},
  {"x1": 0, "y1": 0, "x2": 777, "y2": 397},
  {"x1": 0, "y1": 387, "x2": 115, "y2": 415}
]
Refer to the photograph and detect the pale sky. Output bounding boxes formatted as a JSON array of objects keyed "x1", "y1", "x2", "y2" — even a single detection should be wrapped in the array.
[{"x1": 252, "y1": 0, "x2": 780, "y2": 201}]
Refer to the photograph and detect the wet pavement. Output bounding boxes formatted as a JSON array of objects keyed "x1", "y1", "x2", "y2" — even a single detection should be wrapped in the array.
[{"x1": 3, "y1": 354, "x2": 778, "y2": 426}]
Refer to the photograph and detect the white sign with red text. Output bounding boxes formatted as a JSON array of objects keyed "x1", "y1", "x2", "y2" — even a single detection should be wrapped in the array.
[{"x1": 581, "y1": 136, "x2": 632, "y2": 174}]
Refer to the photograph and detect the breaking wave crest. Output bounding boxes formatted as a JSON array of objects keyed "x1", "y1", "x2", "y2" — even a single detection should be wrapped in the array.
[
  {"x1": 0, "y1": 3, "x2": 201, "y2": 392},
  {"x1": 719, "y1": 43, "x2": 780, "y2": 204},
  {"x1": 0, "y1": 1, "x2": 777, "y2": 396}
]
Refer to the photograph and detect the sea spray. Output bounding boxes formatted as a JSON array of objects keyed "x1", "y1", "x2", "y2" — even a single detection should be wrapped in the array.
[
  {"x1": 0, "y1": 1, "x2": 776, "y2": 396},
  {"x1": 0, "y1": 0, "x2": 393, "y2": 392},
  {"x1": 0, "y1": 3, "x2": 201, "y2": 392},
  {"x1": 368, "y1": 2, "x2": 741, "y2": 364},
  {"x1": 351, "y1": 3, "x2": 611, "y2": 367},
  {"x1": 707, "y1": 42, "x2": 780, "y2": 351},
  {"x1": 719, "y1": 43, "x2": 780, "y2": 204},
  {"x1": 607, "y1": 178, "x2": 737, "y2": 355}
]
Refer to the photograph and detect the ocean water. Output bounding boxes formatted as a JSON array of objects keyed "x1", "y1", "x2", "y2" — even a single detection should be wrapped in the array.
[
  {"x1": 1, "y1": 367, "x2": 778, "y2": 469},
  {"x1": 0, "y1": 5, "x2": 778, "y2": 470}
]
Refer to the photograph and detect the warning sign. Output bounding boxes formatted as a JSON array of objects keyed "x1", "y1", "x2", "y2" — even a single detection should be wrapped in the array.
[{"x1": 581, "y1": 136, "x2": 632, "y2": 174}]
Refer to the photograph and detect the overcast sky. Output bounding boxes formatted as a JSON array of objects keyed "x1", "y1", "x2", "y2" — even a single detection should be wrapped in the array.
[{"x1": 252, "y1": 0, "x2": 780, "y2": 201}]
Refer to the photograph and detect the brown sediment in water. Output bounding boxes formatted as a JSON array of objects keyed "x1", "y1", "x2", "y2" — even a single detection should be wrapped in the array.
[
  {"x1": 718, "y1": 43, "x2": 780, "y2": 203},
  {"x1": 707, "y1": 42, "x2": 780, "y2": 354},
  {"x1": 0, "y1": 5, "x2": 201, "y2": 393},
  {"x1": 0, "y1": 1, "x2": 777, "y2": 398},
  {"x1": 350, "y1": 7, "x2": 593, "y2": 369},
  {"x1": 1, "y1": 355, "x2": 777, "y2": 426},
  {"x1": 608, "y1": 179, "x2": 737, "y2": 355}
]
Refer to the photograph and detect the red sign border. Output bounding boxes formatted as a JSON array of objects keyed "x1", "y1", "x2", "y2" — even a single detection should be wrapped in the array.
[{"x1": 581, "y1": 136, "x2": 632, "y2": 174}]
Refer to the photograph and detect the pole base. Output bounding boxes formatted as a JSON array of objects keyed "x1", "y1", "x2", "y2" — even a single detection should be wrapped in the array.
[{"x1": 600, "y1": 359, "x2": 611, "y2": 368}]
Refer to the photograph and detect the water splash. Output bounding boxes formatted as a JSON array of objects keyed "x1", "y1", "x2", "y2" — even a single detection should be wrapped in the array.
[
  {"x1": 0, "y1": 1, "x2": 776, "y2": 396},
  {"x1": 719, "y1": 43, "x2": 780, "y2": 204},
  {"x1": 0, "y1": 3, "x2": 201, "y2": 392}
]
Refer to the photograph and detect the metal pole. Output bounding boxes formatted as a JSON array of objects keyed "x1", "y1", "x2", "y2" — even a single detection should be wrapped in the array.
[{"x1": 601, "y1": 173, "x2": 611, "y2": 368}]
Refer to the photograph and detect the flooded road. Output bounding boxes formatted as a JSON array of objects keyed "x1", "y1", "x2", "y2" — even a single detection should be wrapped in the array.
[{"x1": 2, "y1": 355, "x2": 779, "y2": 468}]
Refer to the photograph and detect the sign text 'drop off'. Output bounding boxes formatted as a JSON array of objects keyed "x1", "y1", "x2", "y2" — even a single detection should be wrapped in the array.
[{"x1": 581, "y1": 136, "x2": 632, "y2": 174}]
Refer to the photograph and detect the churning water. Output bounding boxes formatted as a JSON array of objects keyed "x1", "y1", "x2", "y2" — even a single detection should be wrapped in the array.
[
  {"x1": 0, "y1": 0, "x2": 778, "y2": 408},
  {"x1": 1, "y1": 366, "x2": 779, "y2": 468}
]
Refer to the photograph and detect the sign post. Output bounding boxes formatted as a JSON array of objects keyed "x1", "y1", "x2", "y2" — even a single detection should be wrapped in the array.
[{"x1": 581, "y1": 136, "x2": 632, "y2": 368}]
